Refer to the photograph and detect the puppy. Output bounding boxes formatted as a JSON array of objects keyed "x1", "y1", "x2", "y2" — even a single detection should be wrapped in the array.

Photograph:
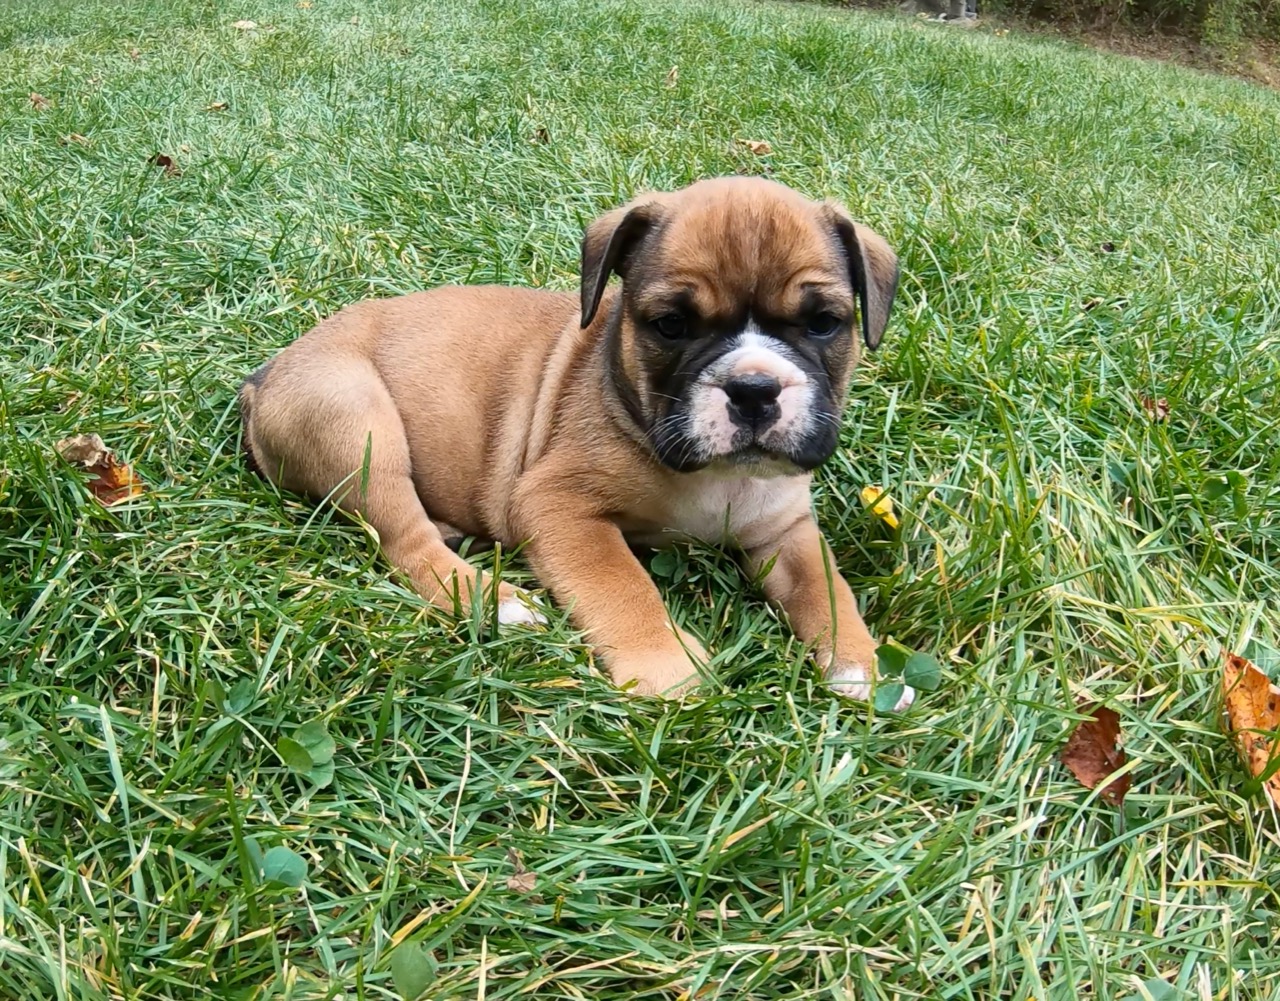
[{"x1": 240, "y1": 177, "x2": 914, "y2": 707}]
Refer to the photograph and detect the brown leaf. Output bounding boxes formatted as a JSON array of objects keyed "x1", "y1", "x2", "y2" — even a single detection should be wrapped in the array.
[
  {"x1": 30, "y1": 92, "x2": 52, "y2": 111},
  {"x1": 664, "y1": 65, "x2": 679, "y2": 88},
  {"x1": 205, "y1": 100, "x2": 229, "y2": 112},
  {"x1": 505, "y1": 847, "x2": 536, "y2": 893},
  {"x1": 1140, "y1": 396, "x2": 1170, "y2": 422},
  {"x1": 129, "y1": 47, "x2": 142, "y2": 60},
  {"x1": 1223, "y1": 652, "x2": 1280, "y2": 808},
  {"x1": 530, "y1": 127, "x2": 549, "y2": 145},
  {"x1": 148, "y1": 152, "x2": 181, "y2": 177},
  {"x1": 736, "y1": 139, "x2": 772, "y2": 156},
  {"x1": 60, "y1": 133, "x2": 91, "y2": 146},
  {"x1": 1060, "y1": 702, "x2": 1130, "y2": 806},
  {"x1": 55, "y1": 433, "x2": 145, "y2": 506},
  {"x1": 1100, "y1": 241, "x2": 1116, "y2": 253},
  {"x1": 232, "y1": 19, "x2": 258, "y2": 30}
]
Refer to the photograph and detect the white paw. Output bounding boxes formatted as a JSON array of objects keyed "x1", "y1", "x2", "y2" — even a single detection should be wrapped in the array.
[
  {"x1": 497, "y1": 593, "x2": 547, "y2": 627},
  {"x1": 826, "y1": 663, "x2": 916, "y2": 711}
]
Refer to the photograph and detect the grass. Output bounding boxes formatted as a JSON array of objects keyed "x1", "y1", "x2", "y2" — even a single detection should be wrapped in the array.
[{"x1": 3, "y1": 0, "x2": 1280, "y2": 996}]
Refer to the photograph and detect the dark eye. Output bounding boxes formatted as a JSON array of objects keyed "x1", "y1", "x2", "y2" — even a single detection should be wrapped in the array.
[
  {"x1": 652, "y1": 314, "x2": 688, "y2": 340},
  {"x1": 806, "y1": 313, "x2": 842, "y2": 338}
]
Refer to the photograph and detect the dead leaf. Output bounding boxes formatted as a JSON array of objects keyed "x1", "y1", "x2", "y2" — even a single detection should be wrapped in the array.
[
  {"x1": 860, "y1": 486, "x2": 900, "y2": 530},
  {"x1": 30, "y1": 92, "x2": 52, "y2": 111},
  {"x1": 530, "y1": 127, "x2": 549, "y2": 145},
  {"x1": 695, "y1": 898, "x2": 741, "y2": 921},
  {"x1": 205, "y1": 100, "x2": 229, "y2": 112},
  {"x1": 736, "y1": 139, "x2": 772, "y2": 156},
  {"x1": 505, "y1": 847, "x2": 536, "y2": 894},
  {"x1": 60, "y1": 133, "x2": 91, "y2": 146},
  {"x1": 1060, "y1": 703, "x2": 1130, "y2": 806},
  {"x1": 297, "y1": 0, "x2": 312, "y2": 6},
  {"x1": 148, "y1": 152, "x2": 181, "y2": 177},
  {"x1": 1141, "y1": 396, "x2": 1170, "y2": 422},
  {"x1": 664, "y1": 65, "x2": 679, "y2": 88},
  {"x1": 350, "y1": 14, "x2": 360, "y2": 24},
  {"x1": 232, "y1": 19, "x2": 258, "y2": 30},
  {"x1": 55, "y1": 433, "x2": 145, "y2": 506},
  {"x1": 1223, "y1": 652, "x2": 1280, "y2": 808},
  {"x1": 129, "y1": 47, "x2": 141, "y2": 60}
]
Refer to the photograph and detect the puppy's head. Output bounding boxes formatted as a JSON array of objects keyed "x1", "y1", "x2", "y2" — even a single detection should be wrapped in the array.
[{"x1": 581, "y1": 177, "x2": 899, "y2": 475}]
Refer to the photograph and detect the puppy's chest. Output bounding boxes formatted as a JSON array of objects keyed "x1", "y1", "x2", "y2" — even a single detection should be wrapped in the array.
[{"x1": 623, "y1": 475, "x2": 809, "y2": 549}]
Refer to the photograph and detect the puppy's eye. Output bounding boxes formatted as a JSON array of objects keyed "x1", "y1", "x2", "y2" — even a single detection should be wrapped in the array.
[
  {"x1": 652, "y1": 314, "x2": 688, "y2": 340},
  {"x1": 806, "y1": 313, "x2": 842, "y2": 339}
]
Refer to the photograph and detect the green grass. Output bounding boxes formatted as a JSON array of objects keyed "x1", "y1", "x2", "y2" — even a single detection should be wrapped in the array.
[{"x1": 4, "y1": 0, "x2": 1280, "y2": 997}]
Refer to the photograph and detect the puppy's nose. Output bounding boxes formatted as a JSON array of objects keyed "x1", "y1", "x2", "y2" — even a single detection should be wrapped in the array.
[{"x1": 724, "y1": 373, "x2": 782, "y2": 429}]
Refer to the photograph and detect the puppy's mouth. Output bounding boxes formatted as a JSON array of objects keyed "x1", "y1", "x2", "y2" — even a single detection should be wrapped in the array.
[{"x1": 647, "y1": 332, "x2": 840, "y2": 475}]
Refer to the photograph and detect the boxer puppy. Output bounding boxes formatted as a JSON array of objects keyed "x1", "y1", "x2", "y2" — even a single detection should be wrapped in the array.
[{"x1": 240, "y1": 177, "x2": 914, "y2": 707}]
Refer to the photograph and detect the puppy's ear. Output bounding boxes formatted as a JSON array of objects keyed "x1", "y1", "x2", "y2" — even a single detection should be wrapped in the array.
[
  {"x1": 580, "y1": 200, "x2": 662, "y2": 328},
  {"x1": 826, "y1": 205, "x2": 899, "y2": 351}
]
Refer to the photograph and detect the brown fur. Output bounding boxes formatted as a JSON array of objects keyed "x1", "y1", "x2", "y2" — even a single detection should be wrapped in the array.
[{"x1": 241, "y1": 177, "x2": 908, "y2": 702}]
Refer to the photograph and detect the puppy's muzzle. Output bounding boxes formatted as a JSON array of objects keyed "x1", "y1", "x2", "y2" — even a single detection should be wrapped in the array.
[{"x1": 724, "y1": 373, "x2": 782, "y2": 432}]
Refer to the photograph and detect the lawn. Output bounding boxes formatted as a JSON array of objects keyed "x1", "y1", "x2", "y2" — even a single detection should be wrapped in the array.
[{"x1": 4, "y1": 0, "x2": 1280, "y2": 997}]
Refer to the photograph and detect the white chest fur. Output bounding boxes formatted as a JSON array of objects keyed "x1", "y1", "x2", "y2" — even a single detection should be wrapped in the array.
[{"x1": 630, "y1": 469, "x2": 811, "y2": 550}]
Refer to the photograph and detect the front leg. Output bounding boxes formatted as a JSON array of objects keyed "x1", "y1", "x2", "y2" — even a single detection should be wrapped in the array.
[
  {"x1": 746, "y1": 515, "x2": 915, "y2": 710},
  {"x1": 519, "y1": 504, "x2": 705, "y2": 698}
]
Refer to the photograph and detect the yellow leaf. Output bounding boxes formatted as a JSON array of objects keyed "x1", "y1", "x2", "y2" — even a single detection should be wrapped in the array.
[{"x1": 860, "y1": 486, "x2": 900, "y2": 529}]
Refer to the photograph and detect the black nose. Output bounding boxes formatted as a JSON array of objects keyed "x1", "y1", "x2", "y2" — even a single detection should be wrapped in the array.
[{"x1": 724, "y1": 373, "x2": 782, "y2": 429}]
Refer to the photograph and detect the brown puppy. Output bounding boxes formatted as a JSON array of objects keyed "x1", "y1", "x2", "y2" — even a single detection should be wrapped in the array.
[{"x1": 240, "y1": 177, "x2": 914, "y2": 707}]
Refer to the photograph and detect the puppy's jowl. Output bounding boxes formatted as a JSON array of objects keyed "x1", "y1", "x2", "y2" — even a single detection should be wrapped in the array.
[{"x1": 241, "y1": 177, "x2": 913, "y2": 707}]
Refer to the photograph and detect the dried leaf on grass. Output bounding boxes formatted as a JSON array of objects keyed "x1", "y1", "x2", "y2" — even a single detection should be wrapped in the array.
[
  {"x1": 148, "y1": 152, "x2": 181, "y2": 176},
  {"x1": 232, "y1": 19, "x2": 259, "y2": 30},
  {"x1": 1222, "y1": 651, "x2": 1280, "y2": 808},
  {"x1": 30, "y1": 92, "x2": 52, "y2": 110},
  {"x1": 664, "y1": 65, "x2": 679, "y2": 88},
  {"x1": 205, "y1": 100, "x2": 229, "y2": 112},
  {"x1": 505, "y1": 847, "x2": 537, "y2": 894},
  {"x1": 736, "y1": 139, "x2": 772, "y2": 155},
  {"x1": 55, "y1": 433, "x2": 144, "y2": 506},
  {"x1": 1141, "y1": 396, "x2": 1170, "y2": 422},
  {"x1": 1060, "y1": 703, "x2": 1130, "y2": 806}
]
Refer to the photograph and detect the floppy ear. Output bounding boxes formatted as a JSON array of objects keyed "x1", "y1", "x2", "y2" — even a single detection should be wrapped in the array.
[
  {"x1": 580, "y1": 200, "x2": 662, "y2": 328},
  {"x1": 826, "y1": 206, "x2": 900, "y2": 351}
]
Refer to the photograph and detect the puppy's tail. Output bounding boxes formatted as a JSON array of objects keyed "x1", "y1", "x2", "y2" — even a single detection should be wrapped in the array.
[{"x1": 238, "y1": 363, "x2": 270, "y2": 475}]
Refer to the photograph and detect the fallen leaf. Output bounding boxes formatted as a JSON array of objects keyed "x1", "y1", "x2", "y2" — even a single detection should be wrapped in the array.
[
  {"x1": 1060, "y1": 703, "x2": 1130, "y2": 806},
  {"x1": 736, "y1": 139, "x2": 772, "y2": 156},
  {"x1": 350, "y1": 14, "x2": 360, "y2": 24},
  {"x1": 530, "y1": 127, "x2": 549, "y2": 144},
  {"x1": 30, "y1": 92, "x2": 52, "y2": 110},
  {"x1": 664, "y1": 65, "x2": 679, "y2": 88},
  {"x1": 148, "y1": 152, "x2": 181, "y2": 176},
  {"x1": 505, "y1": 847, "x2": 537, "y2": 893},
  {"x1": 129, "y1": 47, "x2": 141, "y2": 60},
  {"x1": 60, "y1": 133, "x2": 91, "y2": 146},
  {"x1": 860, "y1": 486, "x2": 900, "y2": 529},
  {"x1": 695, "y1": 898, "x2": 741, "y2": 921},
  {"x1": 55, "y1": 433, "x2": 145, "y2": 506},
  {"x1": 205, "y1": 100, "x2": 229, "y2": 112},
  {"x1": 297, "y1": 0, "x2": 312, "y2": 6},
  {"x1": 1223, "y1": 651, "x2": 1280, "y2": 808},
  {"x1": 1141, "y1": 396, "x2": 1170, "y2": 422},
  {"x1": 232, "y1": 19, "x2": 258, "y2": 30}
]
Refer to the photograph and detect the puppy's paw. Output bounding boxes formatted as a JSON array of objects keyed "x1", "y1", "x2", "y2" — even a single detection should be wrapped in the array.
[
  {"x1": 826, "y1": 663, "x2": 916, "y2": 711},
  {"x1": 496, "y1": 587, "x2": 548, "y2": 627},
  {"x1": 611, "y1": 636, "x2": 706, "y2": 699}
]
